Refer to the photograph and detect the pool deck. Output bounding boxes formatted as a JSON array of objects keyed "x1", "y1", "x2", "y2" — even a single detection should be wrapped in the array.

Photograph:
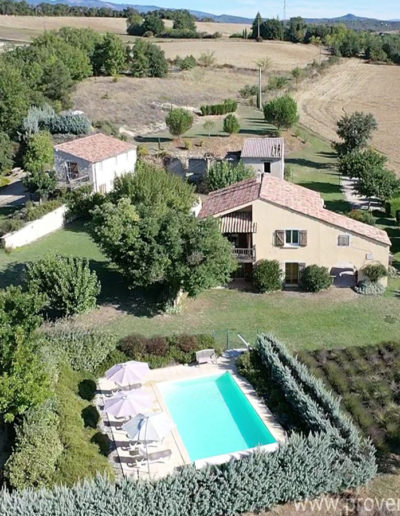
[{"x1": 95, "y1": 350, "x2": 286, "y2": 480}]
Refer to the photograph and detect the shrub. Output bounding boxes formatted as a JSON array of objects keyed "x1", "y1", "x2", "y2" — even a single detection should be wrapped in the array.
[
  {"x1": 267, "y1": 75, "x2": 289, "y2": 90},
  {"x1": 165, "y1": 108, "x2": 193, "y2": 138},
  {"x1": 118, "y1": 334, "x2": 147, "y2": 357},
  {"x1": 176, "y1": 334, "x2": 199, "y2": 353},
  {"x1": 197, "y1": 50, "x2": 216, "y2": 67},
  {"x1": 145, "y1": 336, "x2": 168, "y2": 356},
  {"x1": 26, "y1": 255, "x2": 101, "y2": 317},
  {"x1": 200, "y1": 99, "x2": 237, "y2": 116},
  {"x1": 354, "y1": 280, "x2": 386, "y2": 296},
  {"x1": 0, "y1": 131, "x2": 14, "y2": 175},
  {"x1": 66, "y1": 185, "x2": 105, "y2": 220},
  {"x1": 362, "y1": 263, "x2": 387, "y2": 283},
  {"x1": 47, "y1": 113, "x2": 91, "y2": 135},
  {"x1": 206, "y1": 161, "x2": 253, "y2": 191},
  {"x1": 175, "y1": 55, "x2": 197, "y2": 70},
  {"x1": 253, "y1": 260, "x2": 283, "y2": 293},
  {"x1": 263, "y1": 95, "x2": 299, "y2": 129},
  {"x1": 43, "y1": 329, "x2": 117, "y2": 372},
  {"x1": 239, "y1": 84, "x2": 258, "y2": 99},
  {"x1": 23, "y1": 199, "x2": 63, "y2": 222},
  {"x1": 300, "y1": 265, "x2": 332, "y2": 293},
  {"x1": 0, "y1": 217, "x2": 24, "y2": 237},
  {"x1": 223, "y1": 114, "x2": 240, "y2": 135},
  {"x1": 4, "y1": 400, "x2": 63, "y2": 490},
  {"x1": 347, "y1": 209, "x2": 375, "y2": 226}
]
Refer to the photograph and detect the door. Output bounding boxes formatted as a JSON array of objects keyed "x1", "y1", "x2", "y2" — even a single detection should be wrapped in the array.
[{"x1": 285, "y1": 263, "x2": 299, "y2": 285}]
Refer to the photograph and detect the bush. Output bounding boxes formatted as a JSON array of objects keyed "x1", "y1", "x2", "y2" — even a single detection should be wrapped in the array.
[
  {"x1": 197, "y1": 50, "x2": 216, "y2": 67},
  {"x1": 223, "y1": 114, "x2": 240, "y2": 135},
  {"x1": 23, "y1": 199, "x2": 63, "y2": 222},
  {"x1": 206, "y1": 161, "x2": 253, "y2": 191},
  {"x1": 175, "y1": 55, "x2": 197, "y2": 70},
  {"x1": 267, "y1": 75, "x2": 289, "y2": 90},
  {"x1": 361, "y1": 263, "x2": 387, "y2": 283},
  {"x1": 165, "y1": 108, "x2": 193, "y2": 138},
  {"x1": 200, "y1": 99, "x2": 237, "y2": 116},
  {"x1": 26, "y1": 255, "x2": 101, "y2": 317},
  {"x1": 347, "y1": 209, "x2": 375, "y2": 226},
  {"x1": 0, "y1": 217, "x2": 24, "y2": 237},
  {"x1": 354, "y1": 280, "x2": 386, "y2": 296},
  {"x1": 253, "y1": 260, "x2": 282, "y2": 293},
  {"x1": 239, "y1": 84, "x2": 258, "y2": 99},
  {"x1": 4, "y1": 400, "x2": 63, "y2": 490},
  {"x1": 47, "y1": 113, "x2": 91, "y2": 135},
  {"x1": 385, "y1": 196, "x2": 400, "y2": 218},
  {"x1": 66, "y1": 185, "x2": 105, "y2": 220},
  {"x1": 118, "y1": 334, "x2": 147, "y2": 357},
  {"x1": 144, "y1": 336, "x2": 168, "y2": 356},
  {"x1": 176, "y1": 334, "x2": 199, "y2": 353},
  {"x1": 0, "y1": 131, "x2": 14, "y2": 175},
  {"x1": 263, "y1": 95, "x2": 299, "y2": 129},
  {"x1": 300, "y1": 265, "x2": 332, "y2": 292},
  {"x1": 44, "y1": 329, "x2": 117, "y2": 372}
]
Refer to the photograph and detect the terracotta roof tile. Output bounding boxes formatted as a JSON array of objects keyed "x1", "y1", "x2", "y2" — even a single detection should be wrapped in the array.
[
  {"x1": 199, "y1": 175, "x2": 391, "y2": 246},
  {"x1": 241, "y1": 138, "x2": 284, "y2": 159},
  {"x1": 54, "y1": 133, "x2": 136, "y2": 163}
]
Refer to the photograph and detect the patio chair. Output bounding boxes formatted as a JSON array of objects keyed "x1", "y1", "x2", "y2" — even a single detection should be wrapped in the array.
[
  {"x1": 196, "y1": 349, "x2": 217, "y2": 365},
  {"x1": 104, "y1": 383, "x2": 142, "y2": 397},
  {"x1": 126, "y1": 448, "x2": 172, "y2": 468}
]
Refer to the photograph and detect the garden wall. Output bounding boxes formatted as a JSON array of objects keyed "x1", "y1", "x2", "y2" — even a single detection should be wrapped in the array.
[{"x1": 1, "y1": 205, "x2": 67, "y2": 250}]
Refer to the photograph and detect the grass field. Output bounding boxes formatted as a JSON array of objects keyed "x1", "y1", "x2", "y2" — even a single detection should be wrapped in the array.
[{"x1": 296, "y1": 58, "x2": 400, "y2": 171}]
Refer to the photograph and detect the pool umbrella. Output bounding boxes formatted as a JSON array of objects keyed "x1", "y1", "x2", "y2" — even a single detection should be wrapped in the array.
[
  {"x1": 122, "y1": 412, "x2": 175, "y2": 443},
  {"x1": 104, "y1": 389, "x2": 153, "y2": 418},
  {"x1": 105, "y1": 361, "x2": 150, "y2": 387}
]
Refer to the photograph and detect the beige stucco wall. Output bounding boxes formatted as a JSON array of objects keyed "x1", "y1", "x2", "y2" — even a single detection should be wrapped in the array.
[
  {"x1": 241, "y1": 157, "x2": 284, "y2": 179},
  {"x1": 248, "y1": 199, "x2": 389, "y2": 284}
]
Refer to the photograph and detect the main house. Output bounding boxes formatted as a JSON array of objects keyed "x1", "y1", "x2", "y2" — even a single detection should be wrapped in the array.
[
  {"x1": 198, "y1": 174, "x2": 390, "y2": 286},
  {"x1": 241, "y1": 138, "x2": 285, "y2": 179},
  {"x1": 54, "y1": 133, "x2": 137, "y2": 193}
]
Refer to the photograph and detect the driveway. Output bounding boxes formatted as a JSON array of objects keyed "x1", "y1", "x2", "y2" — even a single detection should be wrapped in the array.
[{"x1": 0, "y1": 178, "x2": 28, "y2": 208}]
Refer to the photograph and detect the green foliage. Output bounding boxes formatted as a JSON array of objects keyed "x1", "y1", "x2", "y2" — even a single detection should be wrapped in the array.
[
  {"x1": 263, "y1": 95, "x2": 299, "y2": 129},
  {"x1": 66, "y1": 185, "x2": 105, "y2": 220},
  {"x1": 267, "y1": 75, "x2": 289, "y2": 90},
  {"x1": 26, "y1": 255, "x2": 101, "y2": 317},
  {"x1": 338, "y1": 149, "x2": 387, "y2": 179},
  {"x1": 47, "y1": 113, "x2": 91, "y2": 135},
  {"x1": 347, "y1": 209, "x2": 375, "y2": 226},
  {"x1": 335, "y1": 112, "x2": 378, "y2": 155},
  {"x1": 142, "y1": 12, "x2": 165, "y2": 35},
  {"x1": 300, "y1": 265, "x2": 332, "y2": 293},
  {"x1": 23, "y1": 130, "x2": 54, "y2": 174},
  {"x1": 223, "y1": 114, "x2": 240, "y2": 135},
  {"x1": 354, "y1": 280, "x2": 386, "y2": 296},
  {"x1": 165, "y1": 108, "x2": 193, "y2": 137},
  {"x1": 23, "y1": 199, "x2": 62, "y2": 221},
  {"x1": 4, "y1": 400, "x2": 63, "y2": 489},
  {"x1": 0, "y1": 132, "x2": 14, "y2": 175},
  {"x1": 0, "y1": 218, "x2": 24, "y2": 237},
  {"x1": 200, "y1": 99, "x2": 237, "y2": 116},
  {"x1": 128, "y1": 39, "x2": 168, "y2": 78},
  {"x1": 93, "y1": 33, "x2": 125, "y2": 76},
  {"x1": 253, "y1": 260, "x2": 283, "y2": 293},
  {"x1": 43, "y1": 329, "x2": 117, "y2": 372},
  {"x1": 356, "y1": 166, "x2": 399, "y2": 202},
  {"x1": 206, "y1": 161, "x2": 253, "y2": 191},
  {"x1": 174, "y1": 54, "x2": 197, "y2": 70},
  {"x1": 362, "y1": 263, "x2": 388, "y2": 283},
  {"x1": 172, "y1": 9, "x2": 196, "y2": 31},
  {"x1": 111, "y1": 161, "x2": 195, "y2": 214},
  {"x1": 385, "y1": 195, "x2": 400, "y2": 218},
  {"x1": 0, "y1": 61, "x2": 30, "y2": 136},
  {"x1": 23, "y1": 169, "x2": 57, "y2": 199},
  {"x1": 118, "y1": 333, "x2": 215, "y2": 368}
]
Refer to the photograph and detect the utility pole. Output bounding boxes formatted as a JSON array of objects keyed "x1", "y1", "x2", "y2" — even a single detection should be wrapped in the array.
[
  {"x1": 257, "y1": 16, "x2": 260, "y2": 39},
  {"x1": 258, "y1": 67, "x2": 262, "y2": 110}
]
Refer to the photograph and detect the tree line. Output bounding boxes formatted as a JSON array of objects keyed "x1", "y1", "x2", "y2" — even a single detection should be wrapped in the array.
[{"x1": 250, "y1": 13, "x2": 400, "y2": 64}]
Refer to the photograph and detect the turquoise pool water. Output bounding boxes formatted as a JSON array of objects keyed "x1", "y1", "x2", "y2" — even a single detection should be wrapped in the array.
[{"x1": 159, "y1": 372, "x2": 276, "y2": 461}]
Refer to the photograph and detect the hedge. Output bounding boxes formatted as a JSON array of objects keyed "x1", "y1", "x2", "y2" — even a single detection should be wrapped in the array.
[
  {"x1": 0, "y1": 335, "x2": 376, "y2": 515},
  {"x1": 385, "y1": 196, "x2": 400, "y2": 219},
  {"x1": 200, "y1": 99, "x2": 237, "y2": 116}
]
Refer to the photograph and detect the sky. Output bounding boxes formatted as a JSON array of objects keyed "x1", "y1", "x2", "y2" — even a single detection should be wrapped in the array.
[{"x1": 121, "y1": 1, "x2": 400, "y2": 20}]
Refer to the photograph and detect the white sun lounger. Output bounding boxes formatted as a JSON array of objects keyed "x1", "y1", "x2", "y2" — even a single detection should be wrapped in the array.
[{"x1": 196, "y1": 349, "x2": 217, "y2": 365}]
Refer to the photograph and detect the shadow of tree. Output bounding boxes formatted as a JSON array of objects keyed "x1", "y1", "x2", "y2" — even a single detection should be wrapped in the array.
[
  {"x1": 0, "y1": 261, "x2": 26, "y2": 289},
  {"x1": 134, "y1": 136, "x2": 172, "y2": 144},
  {"x1": 286, "y1": 157, "x2": 332, "y2": 171}
]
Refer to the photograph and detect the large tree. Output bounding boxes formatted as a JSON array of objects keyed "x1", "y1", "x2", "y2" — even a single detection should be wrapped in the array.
[
  {"x1": 263, "y1": 95, "x2": 299, "y2": 129},
  {"x1": 335, "y1": 112, "x2": 378, "y2": 155},
  {"x1": 92, "y1": 198, "x2": 236, "y2": 300},
  {"x1": 356, "y1": 167, "x2": 399, "y2": 205},
  {"x1": 338, "y1": 149, "x2": 387, "y2": 179},
  {"x1": 93, "y1": 33, "x2": 125, "y2": 76},
  {"x1": 0, "y1": 132, "x2": 14, "y2": 176},
  {"x1": 172, "y1": 10, "x2": 196, "y2": 31},
  {"x1": 0, "y1": 62, "x2": 30, "y2": 136}
]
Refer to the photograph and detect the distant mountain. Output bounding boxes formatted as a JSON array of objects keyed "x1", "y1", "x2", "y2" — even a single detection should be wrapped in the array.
[{"x1": 304, "y1": 13, "x2": 400, "y2": 31}]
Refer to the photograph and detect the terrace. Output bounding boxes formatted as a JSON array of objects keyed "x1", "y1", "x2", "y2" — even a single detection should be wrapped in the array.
[{"x1": 95, "y1": 351, "x2": 285, "y2": 479}]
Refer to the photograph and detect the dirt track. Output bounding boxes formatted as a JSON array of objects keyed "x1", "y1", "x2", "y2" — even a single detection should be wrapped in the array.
[{"x1": 296, "y1": 59, "x2": 400, "y2": 171}]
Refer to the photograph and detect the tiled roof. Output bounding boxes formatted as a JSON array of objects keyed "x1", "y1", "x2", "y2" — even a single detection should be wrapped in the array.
[
  {"x1": 220, "y1": 212, "x2": 257, "y2": 233},
  {"x1": 54, "y1": 133, "x2": 136, "y2": 163},
  {"x1": 199, "y1": 175, "x2": 391, "y2": 246},
  {"x1": 241, "y1": 138, "x2": 284, "y2": 159}
]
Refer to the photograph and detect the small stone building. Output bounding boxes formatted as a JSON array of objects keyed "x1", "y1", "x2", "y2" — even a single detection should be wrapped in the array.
[
  {"x1": 241, "y1": 138, "x2": 284, "y2": 179},
  {"x1": 54, "y1": 133, "x2": 137, "y2": 193}
]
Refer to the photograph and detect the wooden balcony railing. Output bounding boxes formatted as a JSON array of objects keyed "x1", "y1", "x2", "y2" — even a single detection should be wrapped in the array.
[{"x1": 233, "y1": 247, "x2": 256, "y2": 262}]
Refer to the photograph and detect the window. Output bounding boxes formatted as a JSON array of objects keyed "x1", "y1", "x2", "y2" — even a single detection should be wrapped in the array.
[
  {"x1": 66, "y1": 161, "x2": 79, "y2": 178},
  {"x1": 285, "y1": 230, "x2": 299, "y2": 246},
  {"x1": 338, "y1": 234, "x2": 350, "y2": 247},
  {"x1": 263, "y1": 162, "x2": 271, "y2": 173}
]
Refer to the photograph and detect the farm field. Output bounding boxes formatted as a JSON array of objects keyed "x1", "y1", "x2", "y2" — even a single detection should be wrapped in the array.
[
  {"x1": 296, "y1": 58, "x2": 400, "y2": 171},
  {"x1": 0, "y1": 15, "x2": 251, "y2": 42}
]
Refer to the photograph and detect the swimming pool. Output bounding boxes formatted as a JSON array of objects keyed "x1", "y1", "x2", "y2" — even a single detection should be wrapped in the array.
[{"x1": 158, "y1": 372, "x2": 276, "y2": 461}]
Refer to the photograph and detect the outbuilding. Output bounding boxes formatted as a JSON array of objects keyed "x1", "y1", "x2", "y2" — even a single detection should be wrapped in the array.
[
  {"x1": 54, "y1": 133, "x2": 137, "y2": 193},
  {"x1": 241, "y1": 138, "x2": 285, "y2": 180}
]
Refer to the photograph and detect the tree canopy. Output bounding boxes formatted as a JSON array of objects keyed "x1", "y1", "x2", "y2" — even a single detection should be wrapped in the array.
[
  {"x1": 206, "y1": 161, "x2": 253, "y2": 192},
  {"x1": 165, "y1": 108, "x2": 193, "y2": 138},
  {"x1": 335, "y1": 112, "x2": 378, "y2": 155},
  {"x1": 263, "y1": 95, "x2": 299, "y2": 129}
]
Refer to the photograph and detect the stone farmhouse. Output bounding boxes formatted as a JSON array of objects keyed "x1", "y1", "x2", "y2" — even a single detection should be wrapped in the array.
[{"x1": 241, "y1": 138, "x2": 285, "y2": 179}]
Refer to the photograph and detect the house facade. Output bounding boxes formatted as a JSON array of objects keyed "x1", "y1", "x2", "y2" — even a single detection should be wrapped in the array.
[
  {"x1": 54, "y1": 133, "x2": 137, "y2": 193},
  {"x1": 241, "y1": 138, "x2": 285, "y2": 179},
  {"x1": 198, "y1": 175, "x2": 391, "y2": 286}
]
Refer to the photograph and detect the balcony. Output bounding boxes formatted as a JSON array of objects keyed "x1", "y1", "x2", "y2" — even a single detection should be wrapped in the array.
[{"x1": 233, "y1": 247, "x2": 256, "y2": 263}]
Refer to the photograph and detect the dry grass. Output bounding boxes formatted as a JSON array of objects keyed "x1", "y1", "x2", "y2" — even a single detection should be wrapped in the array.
[
  {"x1": 73, "y1": 68, "x2": 254, "y2": 134},
  {"x1": 296, "y1": 58, "x2": 400, "y2": 170},
  {"x1": 156, "y1": 39, "x2": 321, "y2": 71}
]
